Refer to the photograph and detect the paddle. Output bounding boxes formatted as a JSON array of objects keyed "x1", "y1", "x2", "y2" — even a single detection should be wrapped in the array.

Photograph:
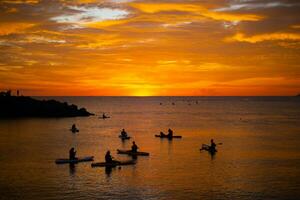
[{"x1": 200, "y1": 143, "x2": 222, "y2": 151}]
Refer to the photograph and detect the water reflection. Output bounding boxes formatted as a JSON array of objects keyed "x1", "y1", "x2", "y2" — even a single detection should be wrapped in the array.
[
  {"x1": 200, "y1": 150, "x2": 217, "y2": 160},
  {"x1": 159, "y1": 137, "x2": 174, "y2": 155},
  {"x1": 69, "y1": 163, "x2": 76, "y2": 176},
  {"x1": 1, "y1": 97, "x2": 300, "y2": 200},
  {"x1": 121, "y1": 138, "x2": 128, "y2": 148},
  {"x1": 105, "y1": 166, "x2": 123, "y2": 177},
  {"x1": 105, "y1": 166, "x2": 113, "y2": 177},
  {"x1": 209, "y1": 151, "x2": 216, "y2": 160}
]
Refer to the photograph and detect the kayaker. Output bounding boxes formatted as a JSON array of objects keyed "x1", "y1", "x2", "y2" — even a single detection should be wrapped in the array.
[
  {"x1": 71, "y1": 124, "x2": 77, "y2": 131},
  {"x1": 210, "y1": 139, "x2": 216, "y2": 151},
  {"x1": 105, "y1": 151, "x2": 113, "y2": 163},
  {"x1": 69, "y1": 147, "x2": 77, "y2": 160},
  {"x1": 167, "y1": 128, "x2": 173, "y2": 138},
  {"x1": 121, "y1": 129, "x2": 128, "y2": 137},
  {"x1": 131, "y1": 141, "x2": 138, "y2": 153},
  {"x1": 160, "y1": 131, "x2": 166, "y2": 137},
  {"x1": 105, "y1": 151, "x2": 120, "y2": 164}
]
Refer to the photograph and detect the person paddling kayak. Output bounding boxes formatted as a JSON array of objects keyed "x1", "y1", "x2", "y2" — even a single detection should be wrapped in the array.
[
  {"x1": 71, "y1": 124, "x2": 78, "y2": 132},
  {"x1": 200, "y1": 139, "x2": 218, "y2": 152},
  {"x1": 167, "y1": 128, "x2": 173, "y2": 138},
  {"x1": 105, "y1": 151, "x2": 113, "y2": 163},
  {"x1": 121, "y1": 129, "x2": 128, "y2": 137},
  {"x1": 210, "y1": 139, "x2": 216, "y2": 151},
  {"x1": 69, "y1": 147, "x2": 77, "y2": 160},
  {"x1": 160, "y1": 131, "x2": 166, "y2": 137},
  {"x1": 105, "y1": 151, "x2": 120, "y2": 164},
  {"x1": 131, "y1": 141, "x2": 138, "y2": 153}
]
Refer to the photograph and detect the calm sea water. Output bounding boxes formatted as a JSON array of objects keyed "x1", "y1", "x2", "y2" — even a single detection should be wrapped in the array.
[{"x1": 0, "y1": 97, "x2": 300, "y2": 200}]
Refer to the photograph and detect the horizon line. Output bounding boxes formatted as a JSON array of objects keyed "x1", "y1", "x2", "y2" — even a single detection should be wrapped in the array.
[{"x1": 31, "y1": 95, "x2": 299, "y2": 97}]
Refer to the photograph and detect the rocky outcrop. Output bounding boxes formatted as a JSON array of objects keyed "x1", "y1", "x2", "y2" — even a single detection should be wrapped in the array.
[{"x1": 0, "y1": 93, "x2": 94, "y2": 118}]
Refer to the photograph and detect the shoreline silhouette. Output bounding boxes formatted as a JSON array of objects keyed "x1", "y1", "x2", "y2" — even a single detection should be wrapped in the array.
[{"x1": 0, "y1": 90, "x2": 94, "y2": 118}]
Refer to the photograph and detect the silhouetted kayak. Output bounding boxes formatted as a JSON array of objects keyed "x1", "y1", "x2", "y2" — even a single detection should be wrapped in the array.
[
  {"x1": 200, "y1": 144, "x2": 217, "y2": 153},
  {"x1": 117, "y1": 149, "x2": 150, "y2": 156},
  {"x1": 99, "y1": 116, "x2": 110, "y2": 119},
  {"x1": 119, "y1": 135, "x2": 131, "y2": 140},
  {"x1": 91, "y1": 160, "x2": 136, "y2": 167},
  {"x1": 70, "y1": 129, "x2": 79, "y2": 133},
  {"x1": 155, "y1": 135, "x2": 182, "y2": 138},
  {"x1": 55, "y1": 156, "x2": 94, "y2": 164}
]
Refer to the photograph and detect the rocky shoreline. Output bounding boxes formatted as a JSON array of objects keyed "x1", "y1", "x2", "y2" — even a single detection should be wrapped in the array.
[{"x1": 0, "y1": 91, "x2": 94, "y2": 118}]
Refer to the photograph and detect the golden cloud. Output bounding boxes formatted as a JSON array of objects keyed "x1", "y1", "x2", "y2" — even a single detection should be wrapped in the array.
[
  {"x1": 225, "y1": 32, "x2": 300, "y2": 43},
  {"x1": 130, "y1": 3, "x2": 263, "y2": 22},
  {"x1": 0, "y1": 22, "x2": 36, "y2": 36},
  {"x1": 1, "y1": 0, "x2": 39, "y2": 4},
  {"x1": 74, "y1": 33, "x2": 125, "y2": 49},
  {"x1": 291, "y1": 25, "x2": 300, "y2": 29}
]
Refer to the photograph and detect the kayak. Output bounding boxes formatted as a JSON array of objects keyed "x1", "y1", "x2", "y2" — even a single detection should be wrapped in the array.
[
  {"x1": 91, "y1": 160, "x2": 136, "y2": 167},
  {"x1": 155, "y1": 135, "x2": 182, "y2": 138},
  {"x1": 117, "y1": 149, "x2": 150, "y2": 156},
  {"x1": 99, "y1": 116, "x2": 110, "y2": 119},
  {"x1": 70, "y1": 129, "x2": 79, "y2": 133},
  {"x1": 55, "y1": 156, "x2": 94, "y2": 164},
  {"x1": 119, "y1": 135, "x2": 131, "y2": 140},
  {"x1": 200, "y1": 144, "x2": 217, "y2": 153}
]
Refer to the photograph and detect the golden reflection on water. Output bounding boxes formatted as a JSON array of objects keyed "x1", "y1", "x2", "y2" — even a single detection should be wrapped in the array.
[{"x1": 0, "y1": 97, "x2": 300, "y2": 199}]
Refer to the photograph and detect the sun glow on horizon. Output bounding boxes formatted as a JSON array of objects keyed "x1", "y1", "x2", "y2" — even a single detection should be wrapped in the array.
[
  {"x1": 0, "y1": 0, "x2": 299, "y2": 96},
  {"x1": 131, "y1": 89, "x2": 155, "y2": 97}
]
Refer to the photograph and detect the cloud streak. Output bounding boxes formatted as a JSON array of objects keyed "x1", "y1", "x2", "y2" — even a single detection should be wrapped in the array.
[
  {"x1": 0, "y1": 23, "x2": 35, "y2": 36},
  {"x1": 226, "y1": 32, "x2": 300, "y2": 43},
  {"x1": 51, "y1": 6, "x2": 129, "y2": 26},
  {"x1": 130, "y1": 3, "x2": 263, "y2": 22},
  {"x1": 214, "y1": 2, "x2": 298, "y2": 12}
]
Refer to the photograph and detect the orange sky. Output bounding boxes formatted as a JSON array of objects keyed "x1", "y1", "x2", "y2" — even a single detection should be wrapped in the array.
[{"x1": 0, "y1": 0, "x2": 300, "y2": 96}]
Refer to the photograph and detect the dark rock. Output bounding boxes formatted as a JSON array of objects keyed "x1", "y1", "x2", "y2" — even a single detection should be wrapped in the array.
[{"x1": 0, "y1": 94, "x2": 94, "y2": 118}]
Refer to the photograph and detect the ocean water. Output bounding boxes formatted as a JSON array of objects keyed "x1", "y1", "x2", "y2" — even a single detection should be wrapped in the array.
[{"x1": 0, "y1": 96, "x2": 300, "y2": 200}]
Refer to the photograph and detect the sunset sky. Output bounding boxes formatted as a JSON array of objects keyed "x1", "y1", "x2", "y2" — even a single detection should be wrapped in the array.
[{"x1": 0, "y1": 0, "x2": 299, "y2": 96}]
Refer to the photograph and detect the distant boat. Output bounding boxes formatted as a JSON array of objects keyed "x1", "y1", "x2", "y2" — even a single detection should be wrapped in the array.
[
  {"x1": 99, "y1": 113, "x2": 110, "y2": 119},
  {"x1": 70, "y1": 128, "x2": 79, "y2": 133},
  {"x1": 99, "y1": 116, "x2": 110, "y2": 119}
]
